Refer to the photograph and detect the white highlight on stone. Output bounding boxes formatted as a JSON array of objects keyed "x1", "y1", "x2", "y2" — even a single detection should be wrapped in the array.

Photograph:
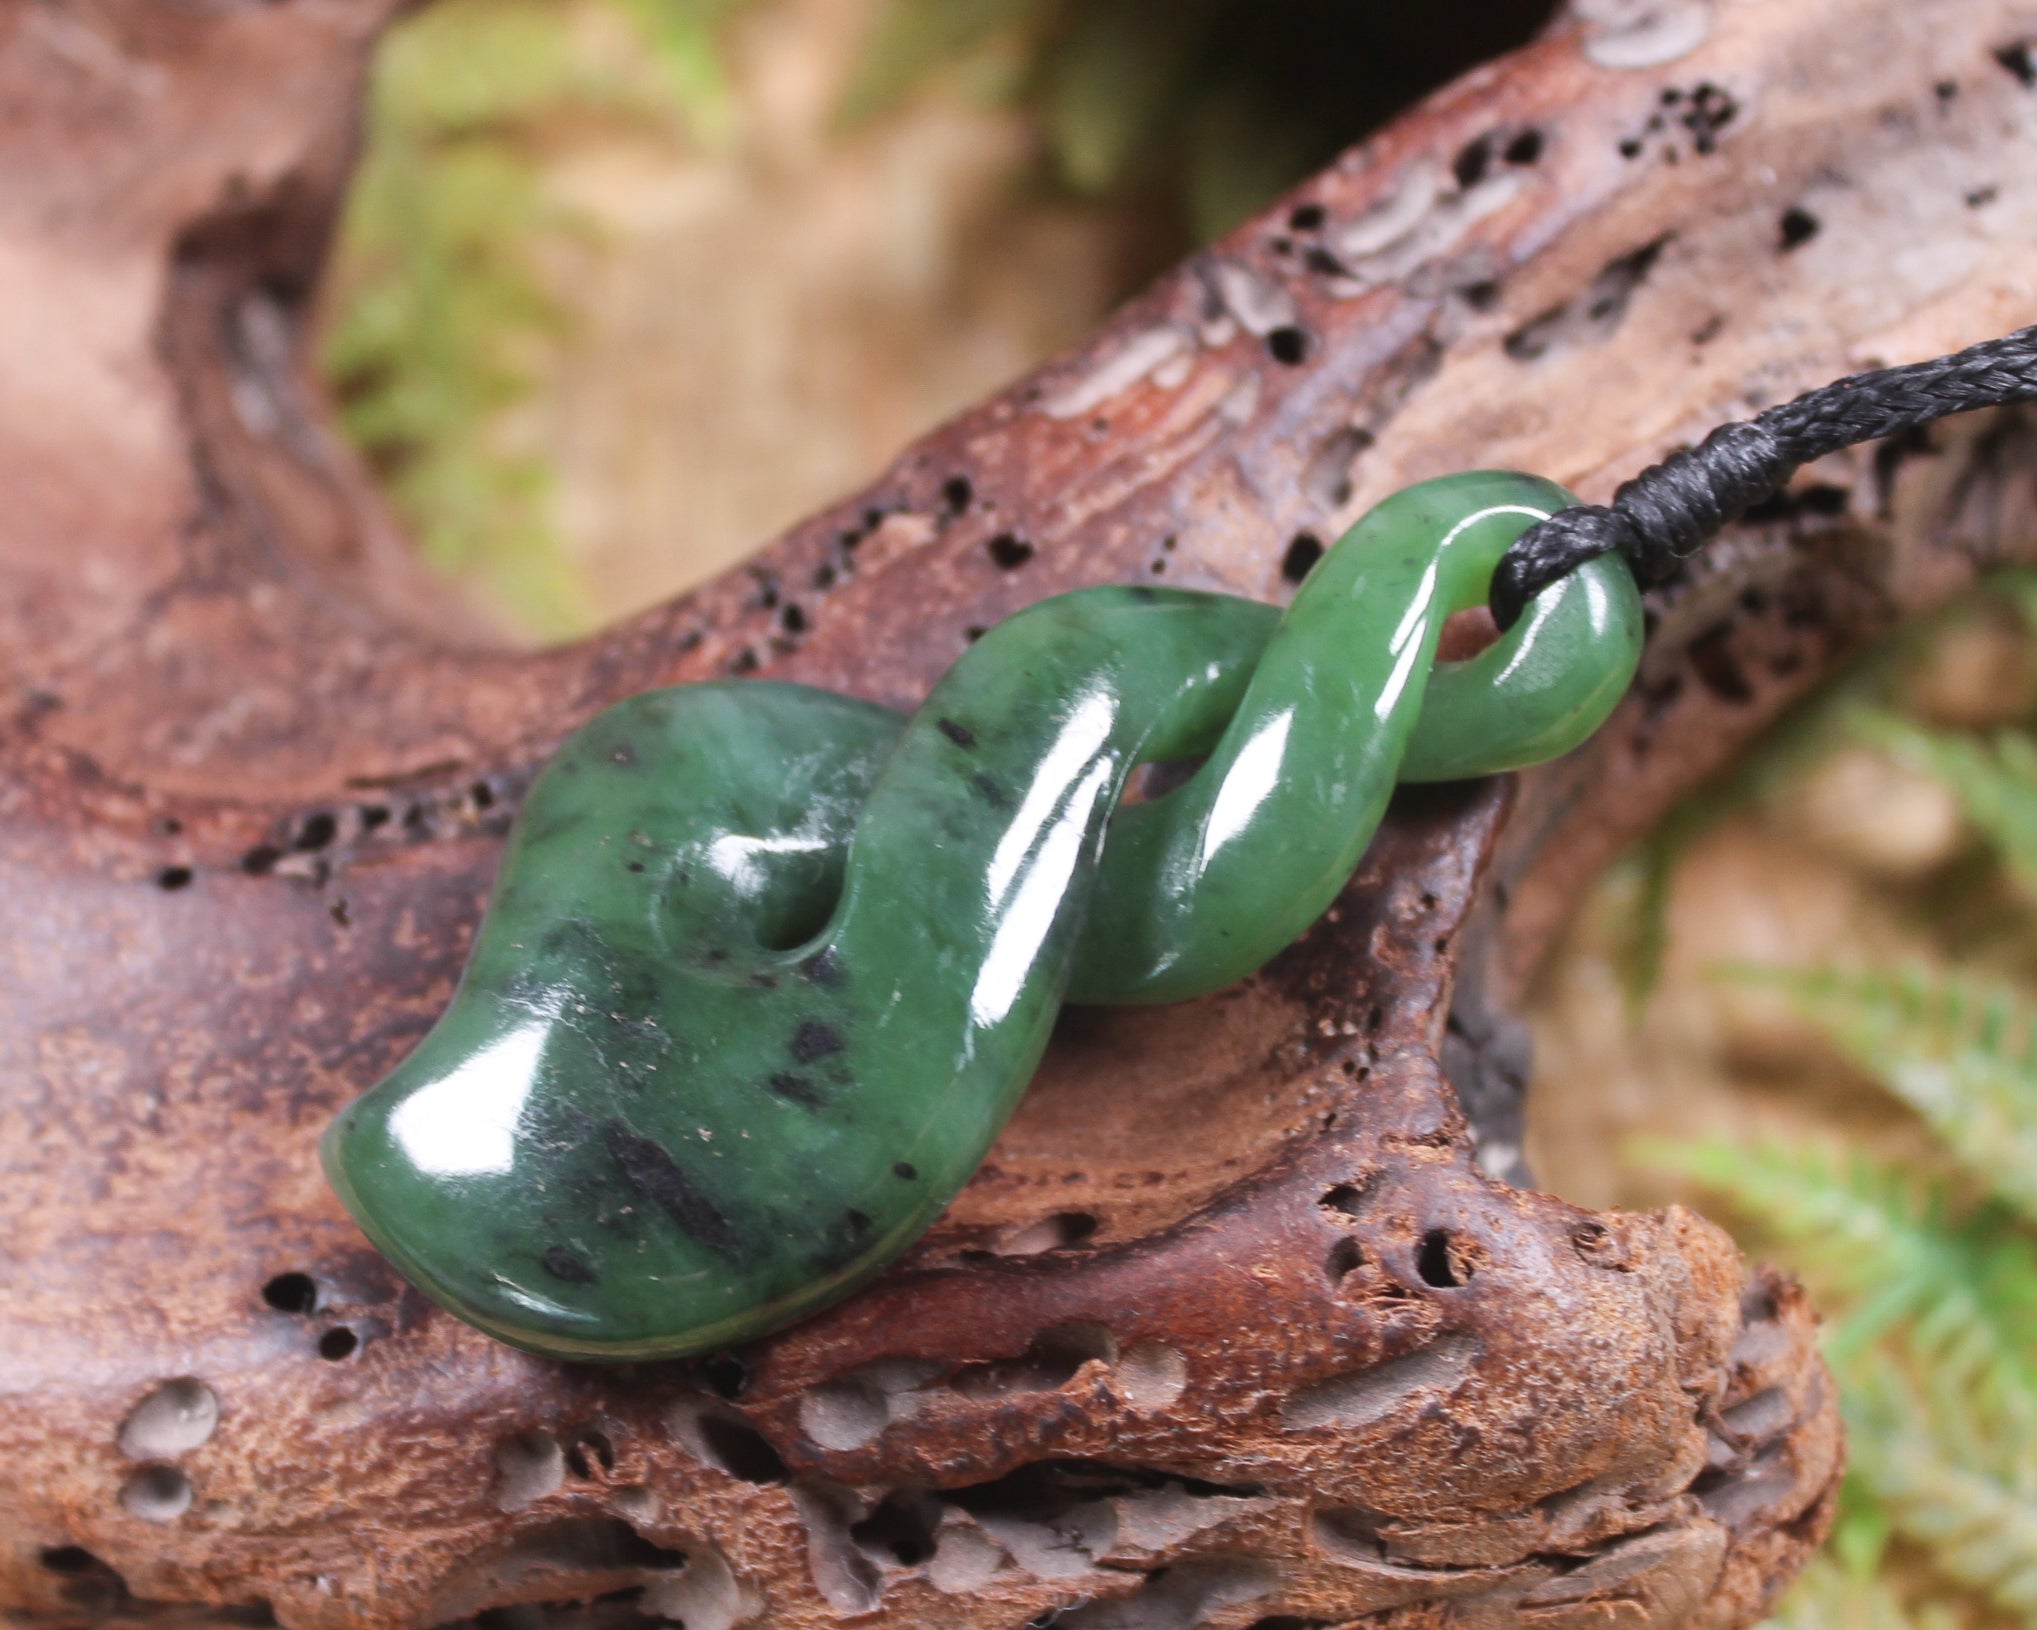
[{"x1": 389, "y1": 1017, "x2": 549, "y2": 1179}]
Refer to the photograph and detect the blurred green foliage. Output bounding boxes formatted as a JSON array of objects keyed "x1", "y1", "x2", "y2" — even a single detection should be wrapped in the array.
[
  {"x1": 323, "y1": 0, "x2": 750, "y2": 636},
  {"x1": 324, "y1": 0, "x2": 1552, "y2": 630},
  {"x1": 845, "y1": 0, "x2": 1555, "y2": 241},
  {"x1": 1646, "y1": 588, "x2": 2037, "y2": 1627}
]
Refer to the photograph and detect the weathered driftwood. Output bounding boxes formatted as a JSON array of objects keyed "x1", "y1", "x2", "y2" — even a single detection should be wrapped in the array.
[{"x1": 9, "y1": 0, "x2": 2037, "y2": 1624}]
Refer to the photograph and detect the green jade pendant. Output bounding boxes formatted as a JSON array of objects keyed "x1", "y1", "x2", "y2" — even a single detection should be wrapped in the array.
[{"x1": 324, "y1": 472, "x2": 1643, "y2": 1360}]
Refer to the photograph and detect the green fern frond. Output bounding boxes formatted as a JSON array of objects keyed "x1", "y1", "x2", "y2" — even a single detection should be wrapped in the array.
[
  {"x1": 1640, "y1": 1136, "x2": 2037, "y2": 1408},
  {"x1": 1856, "y1": 710, "x2": 2037, "y2": 892},
  {"x1": 1761, "y1": 1553, "x2": 1963, "y2": 1630},
  {"x1": 1722, "y1": 963, "x2": 2037, "y2": 1226},
  {"x1": 1608, "y1": 797, "x2": 1720, "y2": 1015},
  {"x1": 609, "y1": 0, "x2": 754, "y2": 144},
  {"x1": 1846, "y1": 1358, "x2": 2037, "y2": 1618},
  {"x1": 1667, "y1": 1131, "x2": 2037, "y2": 1615}
]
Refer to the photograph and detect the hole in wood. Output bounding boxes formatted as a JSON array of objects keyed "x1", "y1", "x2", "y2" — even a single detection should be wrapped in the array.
[
  {"x1": 694, "y1": 1415, "x2": 787, "y2": 1484},
  {"x1": 493, "y1": 1430, "x2": 564, "y2": 1511},
  {"x1": 120, "y1": 1465, "x2": 193, "y2": 1523},
  {"x1": 565, "y1": 1430, "x2": 615, "y2": 1480},
  {"x1": 1266, "y1": 326, "x2": 1310, "y2": 365},
  {"x1": 987, "y1": 533, "x2": 1034, "y2": 570},
  {"x1": 949, "y1": 1321, "x2": 1117, "y2": 1400},
  {"x1": 994, "y1": 1211, "x2": 1098, "y2": 1255},
  {"x1": 119, "y1": 1378, "x2": 219, "y2": 1459},
  {"x1": 1282, "y1": 533, "x2": 1324, "y2": 583},
  {"x1": 701, "y1": 1352, "x2": 747, "y2": 1400},
  {"x1": 849, "y1": 1492, "x2": 940, "y2": 1567},
  {"x1": 260, "y1": 1272, "x2": 318, "y2": 1314},
  {"x1": 1779, "y1": 205, "x2": 1820, "y2": 250},
  {"x1": 1416, "y1": 1228, "x2": 1474, "y2": 1288}
]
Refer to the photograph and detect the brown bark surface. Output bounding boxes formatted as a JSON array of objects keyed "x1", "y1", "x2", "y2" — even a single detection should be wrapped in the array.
[{"x1": 7, "y1": 0, "x2": 2037, "y2": 1625}]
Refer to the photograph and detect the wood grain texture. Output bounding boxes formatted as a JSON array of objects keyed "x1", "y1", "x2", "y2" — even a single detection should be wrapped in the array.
[{"x1": 9, "y1": 0, "x2": 2037, "y2": 1624}]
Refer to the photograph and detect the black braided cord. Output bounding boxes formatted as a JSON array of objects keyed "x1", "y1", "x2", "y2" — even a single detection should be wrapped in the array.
[{"x1": 1489, "y1": 323, "x2": 2037, "y2": 629}]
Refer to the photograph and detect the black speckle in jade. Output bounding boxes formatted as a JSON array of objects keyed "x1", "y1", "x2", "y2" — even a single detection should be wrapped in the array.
[
  {"x1": 542, "y1": 1244, "x2": 598, "y2": 1285},
  {"x1": 767, "y1": 1073, "x2": 825, "y2": 1110},
  {"x1": 789, "y1": 1021, "x2": 844, "y2": 1064},
  {"x1": 322, "y1": 473, "x2": 1644, "y2": 1360},
  {"x1": 603, "y1": 1123, "x2": 742, "y2": 1259}
]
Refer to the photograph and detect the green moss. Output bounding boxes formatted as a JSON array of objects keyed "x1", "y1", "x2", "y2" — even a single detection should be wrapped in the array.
[{"x1": 322, "y1": 0, "x2": 749, "y2": 638}]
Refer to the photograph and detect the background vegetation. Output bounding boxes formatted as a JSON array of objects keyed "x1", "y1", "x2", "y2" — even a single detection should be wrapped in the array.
[
  {"x1": 1532, "y1": 575, "x2": 2037, "y2": 1629},
  {"x1": 320, "y1": 0, "x2": 1547, "y2": 634},
  {"x1": 325, "y1": 0, "x2": 751, "y2": 634}
]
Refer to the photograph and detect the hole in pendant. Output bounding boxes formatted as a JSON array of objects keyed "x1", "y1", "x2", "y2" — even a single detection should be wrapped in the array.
[
  {"x1": 753, "y1": 893, "x2": 838, "y2": 953},
  {"x1": 721, "y1": 835, "x2": 850, "y2": 955},
  {"x1": 1437, "y1": 606, "x2": 1501, "y2": 661},
  {"x1": 1124, "y1": 756, "x2": 1206, "y2": 806}
]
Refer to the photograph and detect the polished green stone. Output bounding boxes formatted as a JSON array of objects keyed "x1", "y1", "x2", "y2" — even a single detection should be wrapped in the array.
[{"x1": 323, "y1": 471, "x2": 1641, "y2": 1360}]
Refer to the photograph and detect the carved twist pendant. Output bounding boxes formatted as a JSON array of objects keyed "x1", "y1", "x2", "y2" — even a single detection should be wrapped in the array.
[{"x1": 323, "y1": 471, "x2": 1643, "y2": 1359}]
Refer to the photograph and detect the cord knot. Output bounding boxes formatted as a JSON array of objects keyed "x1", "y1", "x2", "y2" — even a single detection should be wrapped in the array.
[{"x1": 1490, "y1": 322, "x2": 2037, "y2": 628}]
